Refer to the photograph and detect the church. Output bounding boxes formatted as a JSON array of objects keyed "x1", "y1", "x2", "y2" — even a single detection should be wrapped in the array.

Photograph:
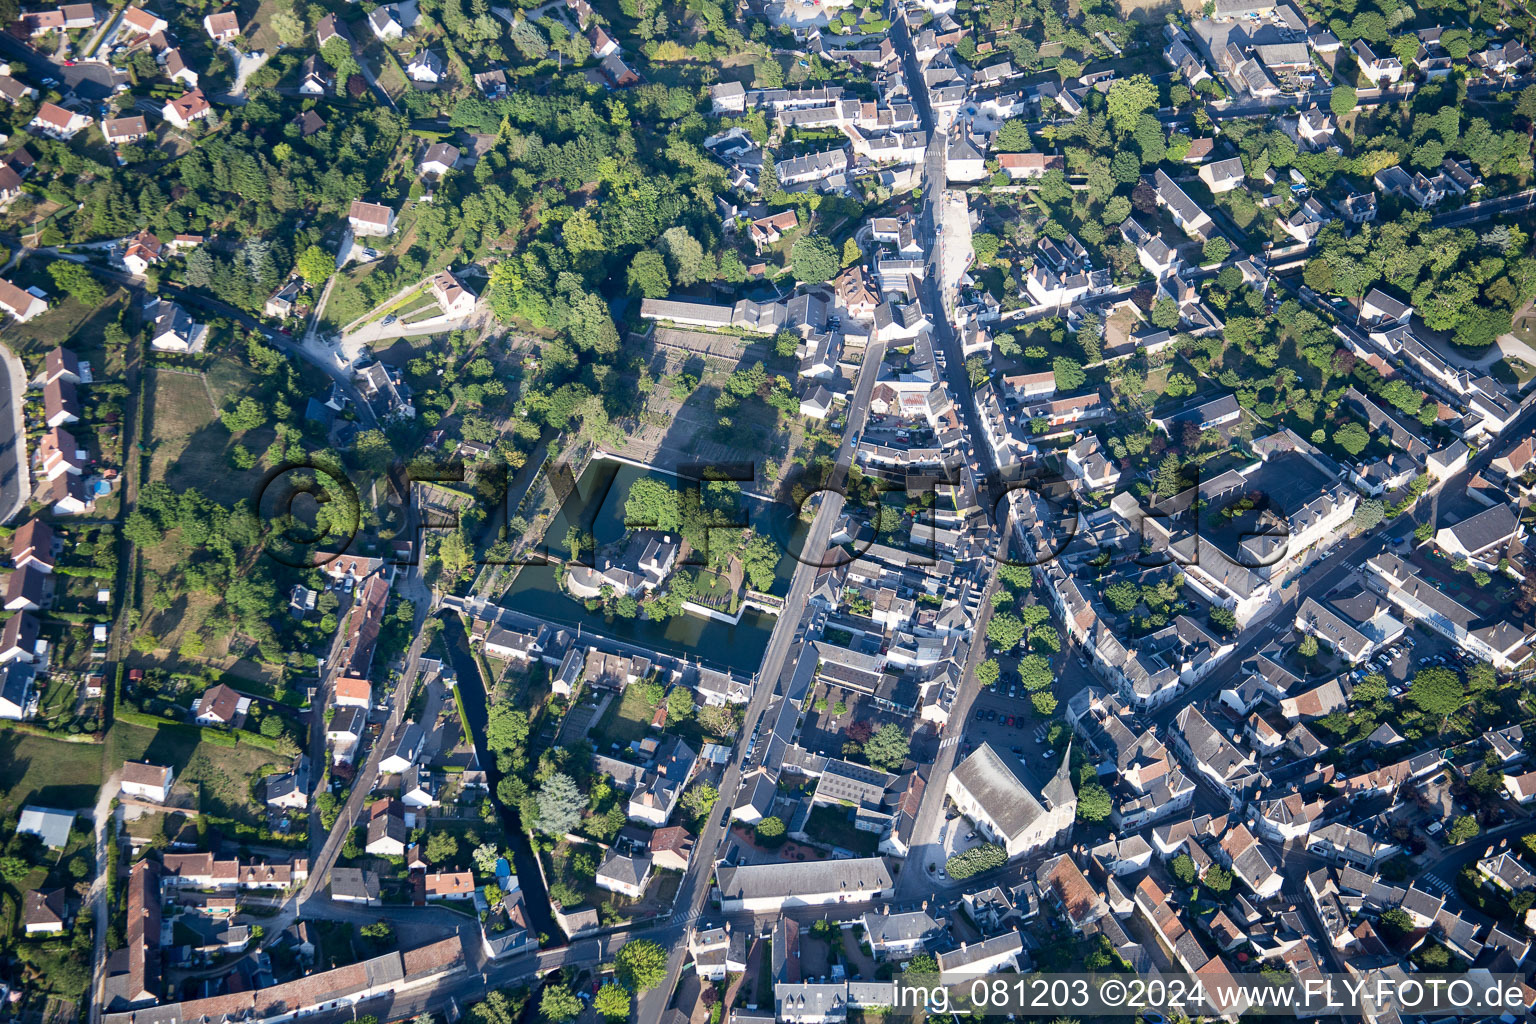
[{"x1": 946, "y1": 741, "x2": 1077, "y2": 858}]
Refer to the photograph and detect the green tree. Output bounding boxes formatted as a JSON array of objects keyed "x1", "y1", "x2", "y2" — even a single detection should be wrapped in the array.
[
  {"x1": 425, "y1": 830, "x2": 460, "y2": 863},
  {"x1": 1204, "y1": 864, "x2": 1233, "y2": 894},
  {"x1": 1448, "y1": 814, "x2": 1480, "y2": 845},
  {"x1": 541, "y1": 985, "x2": 583, "y2": 1024},
  {"x1": 627, "y1": 249, "x2": 671, "y2": 298},
  {"x1": 1106, "y1": 74, "x2": 1159, "y2": 134},
  {"x1": 594, "y1": 984, "x2": 632, "y2": 1021},
  {"x1": 1076, "y1": 782, "x2": 1110, "y2": 822},
  {"x1": 986, "y1": 611, "x2": 1025, "y2": 651},
  {"x1": 1333, "y1": 421, "x2": 1370, "y2": 456},
  {"x1": 666, "y1": 686, "x2": 694, "y2": 722},
  {"x1": 1151, "y1": 298, "x2": 1181, "y2": 329},
  {"x1": 295, "y1": 245, "x2": 336, "y2": 285},
  {"x1": 841, "y1": 237, "x2": 861, "y2": 267},
  {"x1": 754, "y1": 815, "x2": 787, "y2": 846},
  {"x1": 48, "y1": 261, "x2": 106, "y2": 305},
  {"x1": 1408, "y1": 667, "x2": 1467, "y2": 732},
  {"x1": 1053, "y1": 357, "x2": 1086, "y2": 392},
  {"x1": 863, "y1": 723, "x2": 911, "y2": 771},
  {"x1": 1202, "y1": 236, "x2": 1231, "y2": 264},
  {"x1": 535, "y1": 773, "x2": 585, "y2": 836},
  {"x1": 975, "y1": 659, "x2": 1000, "y2": 688},
  {"x1": 615, "y1": 939, "x2": 669, "y2": 991},
  {"x1": 1171, "y1": 853, "x2": 1197, "y2": 885},
  {"x1": 790, "y1": 234, "x2": 840, "y2": 283},
  {"x1": 1330, "y1": 85, "x2": 1357, "y2": 117}
]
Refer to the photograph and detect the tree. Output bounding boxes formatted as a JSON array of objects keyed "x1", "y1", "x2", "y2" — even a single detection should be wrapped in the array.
[
  {"x1": 541, "y1": 985, "x2": 583, "y2": 1024},
  {"x1": 986, "y1": 611, "x2": 1025, "y2": 651},
  {"x1": 863, "y1": 723, "x2": 910, "y2": 771},
  {"x1": 1204, "y1": 864, "x2": 1233, "y2": 894},
  {"x1": 535, "y1": 773, "x2": 585, "y2": 836},
  {"x1": 679, "y1": 781, "x2": 718, "y2": 822},
  {"x1": 615, "y1": 939, "x2": 669, "y2": 991},
  {"x1": 1032, "y1": 690, "x2": 1058, "y2": 716},
  {"x1": 841, "y1": 237, "x2": 861, "y2": 267},
  {"x1": 627, "y1": 249, "x2": 671, "y2": 298},
  {"x1": 972, "y1": 232, "x2": 1001, "y2": 264},
  {"x1": 754, "y1": 815, "x2": 787, "y2": 845},
  {"x1": 1448, "y1": 814, "x2": 1480, "y2": 845},
  {"x1": 472, "y1": 843, "x2": 500, "y2": 875},
  {"x1": 1017, "y1": 654, "x2": 1053, "y2": 692},
  {"x1": 259, "y1": 715, "x2": 284, "y2": 738},
  {"x1": 1210, "y1": 606, "x2": 1237, "y2": 632},
  {"x1": 1298, "y1": 635, "x2": 1318, "y2": 658},
  {"x1": 975, "y1": 659, "x2": 1000, "y2": 688},
  {"x1": 1202, "y1": 236, "x2": 1231, "y2": 264},
  {"x1": 1171, "y1": 853, "x2": 1197, "y2": 885},
  {"x1": 1076, "y1": 782, "x2": 1110, "y2": 822},
  {"x1": 1354, "y1": 498, "x2": 1385, "y2": 531},
  {"x1": 1333, "y1": 421, "x2": 1370, "y2": 456},
  {"x1": 425, "y1": 830, "x2": 460, "y2": 863},
  {"x1": 594, "y1": 984, "x2": 632, "y2": 1021},
  {"x1": 1408, "y1": 667, "x2": 1467, "y2": 732},
  {"x1": 1052, "y1": 357, "x2": 1086, "y2": 392},
  {"x1": 666, "y1": 686, "x2": 694, "y2": 722},
  {"x1": 221, "y1": 397, "x2": 267, "y2": 433},
  {"x1": 790, "y1": 234, "x2": 839, "y2": 283},
  {"x1": 1330, "y1": 84, "x2": 1357, "y2": 117},
  {"x1": 295, "y1": 245, "x2": 336, "y2": 285},
  {"x1": 1151, "y1": 298, "x2": 1182, "y2": 329},
  {"x1": 48, "y1": 261, "x2": 106, "y2": 306},
  {"x1": 1106, "y1": 74, "x2": 1159, "y2": 134}
]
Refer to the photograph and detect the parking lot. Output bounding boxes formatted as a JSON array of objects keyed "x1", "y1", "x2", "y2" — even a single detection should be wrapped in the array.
[{"x1": 1347, "y1": 625, "x2": 1467, "y2": 691}]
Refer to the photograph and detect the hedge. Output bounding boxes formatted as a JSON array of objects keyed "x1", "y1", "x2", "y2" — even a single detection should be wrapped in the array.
[{"x1": 945, "y1": 842, "x2": 1007, "y2": 881}]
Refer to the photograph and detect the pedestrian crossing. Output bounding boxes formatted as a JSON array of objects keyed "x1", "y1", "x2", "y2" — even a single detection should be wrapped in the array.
[
  {"x1": 671, "y1": 905, "x2": 704, "y2": 926},
  {"x1": 1422, "y1": 874, "x2": 1453, "y2": 895},
  {"x1": 939, "y1": 735, "x2": 960, "y2": 750}
]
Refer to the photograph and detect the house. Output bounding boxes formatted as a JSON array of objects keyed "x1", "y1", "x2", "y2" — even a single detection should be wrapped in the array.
[
  {"x1": 379, "y1": 722, "x2": 425, "y2": 775},
  {"x1": 945, "y1": 743, "x2": 1076, "y2": 858},
  {"x1": 163, "y1": 48, "x2": 199, "y2": 89},
  {"x1": 690, "y1": 926, "x2": 747, "y2": 981},
  {"x1": 1359, "y1": 288, "x2": 1413, "y2": 329},
  {"x1": 406, "y1": 51, "x2": 445, "y2": 84},
  {"x1": 23, "y1": 888, "x2": 66, "y2": 935},
  {"x1": 326, "y1": 706, "x2": 365, "y2": 764},
  {"x1": 0, "y1": 163, "x2": 22, "y2": 202},
  {"x1": 293, "y1": 110, "x2": 325, "y2": 137},
  {"x1": 333, "y1": 676, "x2": 372, "y2": 709},
  {"x1": 366, "y1": 805, "x2": 409, "y2": 856},
  {"x1": 161, "y1": 89, "x2": 212, "y2": 130},
  {"x1": 0, "y1": 660, "x2": 33, "y2": 718},
  {"x1": 749, "y1": 210, "x2": 798, "y2": 252},
  {"x1": 715, "y1": 858, "x2": 893, "y2": 912},
  {"x1": 18, "y1": 806, "x2": 74, "y2": 848},
  {"x1": 122, "y1": 230, "x2": 163, "y2": 275},
  {"x1": 588, "y1": 24, "x2": 619, "y2": 57},
  {"x1": 649, "y1": 826, "x2": 694, "y2": 871},
  {"x1": 264, "y1": 278, "x2": 303, "y2": 319},
  {"x1": 710, "y1": 81, "x2": 746, "y2": 114},
  {"x1": 315, "y1": 12, "x2": 351, "y2": 49},
  {"x1": 349, "y1": 200, "x2": 397, "y2": 237},
  {"x1": 30, "y1": 102, "x2": 92, "y2": 140},
  {"x1": 0, "y1": 73, "x2": 38, "y2": 105},
  {"x1": 1199, "y1": 157, "x2": 1246, "y2": 194},
  {"x1": 194, "y1": 683, "x2": 247, "y2": 727},
  {"x1": 945, "y1": 130, "x2": 987, "y2": 182},
  {"x1": 420, "y1": 142, "x2": 460, "y2": 178},
  {"x1": 203, "y1": 9, "x2": 240, "y2": 41},
  {"x1": 0, "y1": 612, "x2": 41, "y2": 665},
  {"x1": 44, "y1": 475, "x2": 91, "y2": 517},
  {"x1": 0, "y1": 278, "x2": 47, "y2": 322},
  {"x1": 329, "y1": 867, "x2": 380, "y2": 905},
  {"x1": 474, "y1": 69, "x2": 508, "y2": 97},
  {"x1": 101, "y1": 115, "x2": 149, "y2": 146},
  {"x1": 19, "y1": 2, "x2": 97, "y2": 34},
  {"x1": 43, "y1": 379, "x2": 80, "y2": 427},
  {"x1": 3, "y1": 566, "x2": 44, "y2": 612},
  {"x1": 998, "y1": 153, "x2": 1065, "y2": 180},
  {"x1": 937, "y1": 932, "x2": 1024, "y2": 978},
  {"x1": 12, "y1": 519, "x2": 54, "y2": 574},
  {"x1": 298, "y1": 54, "x2": 330, "y2": 96},
  {"x1": 35, "y1": 426, "x2": 85, "y2": 483},
  {"x1": 429, "y1": 270, "x2": 477, "y2": 317},
  {"x1": 424, "y1": 871, "x2": 475, "y2": 899},
  {"x1": 265, "y1": 758, "x2": 309, "y2": 810},
  {"x1": 369, "y1": 5, "x2": 404, "y2": 39},
  {"x1": 120, "y1": 761, "x2": 174, "y2": 803},
  {"x1": 119, "y1": 6, "x2": 168, "y2": 37},
  {"x1": 1435, "y1": 504, "x2": 1520, "y2": 565},
  {"x1": 1154, "y1": 169, "x2": 1214, "y2": 238},
  {"x1": 148, "y1": 300, "x2": 206, "y2": 353},
  {"x1": 1352, "y1": 39, "x2": 1402, "y2": 84},
  {"x1": 598, "y1": 54, "x2": 640, "y2": 88},
  {"x1": 595, "y1": 851, "x2": 652, "y2": 898},
  {"x1": 861, "y1": 909, "x2": 943, "y2": 959}
]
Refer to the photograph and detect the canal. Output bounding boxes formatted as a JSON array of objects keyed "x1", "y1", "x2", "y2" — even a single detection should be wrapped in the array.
[
  {"x1": 437, "y1": 611, "x2": 560, "y2": 943},
  {"x1": 499, "y1": 459, "x2": 807, "y2": 676}
]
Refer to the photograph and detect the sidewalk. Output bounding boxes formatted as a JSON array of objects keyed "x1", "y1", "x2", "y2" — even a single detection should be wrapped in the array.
[{"x1": 0, "y1": 340, "x2": 31, "y2": 524}]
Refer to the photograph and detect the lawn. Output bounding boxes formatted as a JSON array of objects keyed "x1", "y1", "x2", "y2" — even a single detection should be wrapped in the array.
[
  {"x1": 146, "y1": 367, "x2": 271, "y2": 507},
  {"x1": 591, "y1": 685, "x2": 662, "y2": 749},
  {"x1": 0, "y1": 727, "x2": 104, "y2": 813},
  {"x1": 107, "y1": 722, "x2": 281, "y2": 824},
  {"x1": 804, "y1": 803, "x2": 879, "y2": 855},
  {"x1": 0, "y1": 287, "x2": 129, "y2": 378}
]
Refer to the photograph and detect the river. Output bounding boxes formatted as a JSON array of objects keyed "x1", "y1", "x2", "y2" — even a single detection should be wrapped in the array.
[{"x1": 437, "y1": 612, "x2": 559, "y2": 943}]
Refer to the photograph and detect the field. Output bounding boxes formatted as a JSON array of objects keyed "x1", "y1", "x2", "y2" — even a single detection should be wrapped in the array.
[
  {"x1": 0, "y1": 727, "x2": 104, "y2": 813},
  {"x1": 591, "y1": 685, "x2": 662, "y2": 748},
  {"x1": 107, "y1": 722, "x2": 283, "y2": 824},
  {"x1": 0, "y1": 287, "x2": 129, "y2": 377},
  {"x1": 146, "y1": 366, "x2": 272, "y2": 507}
]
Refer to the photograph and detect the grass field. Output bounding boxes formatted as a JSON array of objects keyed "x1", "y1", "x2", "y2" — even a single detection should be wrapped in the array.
[
  {"x1": 592, "y1": 686, "x2": 662, "y2": 748},
  {"x1": 0, "y1": 727, "x2": 104, "y2": 813},
  {"x1": 147, "y1": 367, "x2": 271, "y2": 507},
  {"x1": 107, "y1": 722, "x2": 282, "y2": 823},
  {"x1": 0, "y1": 288, "x2": 128, "y2": 378}
]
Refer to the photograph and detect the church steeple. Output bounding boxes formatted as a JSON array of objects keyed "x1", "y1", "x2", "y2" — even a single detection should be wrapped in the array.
[{"x1": 1043, "y1": 738, "x2": 1076, "y2": 810}]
